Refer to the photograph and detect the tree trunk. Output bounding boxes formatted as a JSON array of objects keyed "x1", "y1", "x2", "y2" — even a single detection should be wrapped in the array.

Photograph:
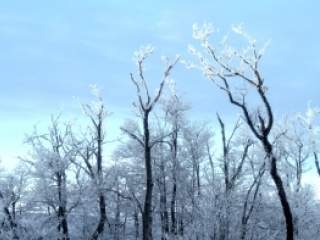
[
  {"x1": 142, "y1": 111, "x2": 154, "y2": 240},
  {"x1": 170, "y1": 129, "x2": 178, "y2": 235},
  {"x1": 159, "y1": 159, "x2": 169, "y2": 240},
  {"x1": 57, "y1": 208, "x2": 69, "y2": 240},
  {"x1": 90, "y1": 118, "x2": 107, "y2": 240},
  {"x1": 264, "y1": 140, "x2": 294, "y2": 240},
  {"x1": 196, "y1": 164, "x2": 201, "y2": 197},
  {"x1": 115, "y1": 183, "x2": 121, "y2": 240},
  {"x1": 90, "y1": 193, "x2": 107, "y2": 240},
  {"x1": 314, "y1": 152, "x2": 320, "y2": 176},
  {"x1": 57, "y1": 171, "x2": 69, "y2": 240},
  {"x1": 134, "y1": 209, "x2": 140, "y2": 240},
  {"x1": 178, "y1": 205, "x2": 184, "y2": 236},
  {"x1": 170, "y1": 180, "x2": 177, "y2": 235}
]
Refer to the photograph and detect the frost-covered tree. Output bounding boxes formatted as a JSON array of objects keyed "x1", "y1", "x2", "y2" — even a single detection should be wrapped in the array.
[
  {"x1": 298, "y1": 105, "x2": 320, "y2": 176},
  {"x1": 189, "y1": 23, "x2": 294, "y2": 240},
  {"x1": 160, "y1": 94, "x2": 189, "y2": 239},
  {"x1": 215, "y1": 115, "x2": 252, "y2": 240},
  {"x1": 25, "y1": 116, "x2": 76, "y2": 240},
  {"x1": 70, "y1": 86, "x2": 109, "y2": 240},
  {"x1": 121, "y1": 46, "x2": 178, "y2": 240},
  {"x1": 0, "y1": 167, "x2": 27, "y2": 240}
]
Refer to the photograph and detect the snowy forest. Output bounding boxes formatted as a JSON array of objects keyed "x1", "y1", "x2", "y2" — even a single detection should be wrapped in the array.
[{"x1": 1, "y1": 8, "x2": 320, "y2": 240}]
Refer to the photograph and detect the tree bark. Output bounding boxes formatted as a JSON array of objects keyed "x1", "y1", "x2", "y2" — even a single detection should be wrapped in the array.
[
  {"x1": 263, "y1": 139, "x2": 294, "y2": 240},
  {"x1": 159, "y1": 157, "x2": 169, "y2": 240},
  {"x1": 134, "y1": 209, "x2": 140, "y2": 240},
  {"x1": 90, "y1": 116, "x2": 107, "y2": 240},
  {"x1": 57, "y1": 171, "x2": 69, "y2": 240},
  {"x1": 314, "y1": 152, "x2": 320, "y2": 176},
  {"x1": 170, "y1": 128, "x2": 178, "y2": 235},
  {"x1": 142, "y1": 111, "x2": 154, "y2": 240},
  {"x1": 0, "y1": 191, "x2": 19, "y2": 240}
]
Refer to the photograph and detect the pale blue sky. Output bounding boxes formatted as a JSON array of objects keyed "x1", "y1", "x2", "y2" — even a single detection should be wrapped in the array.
[{"x1": 0, "y1": 1, "x2": 319, "y2": 167}]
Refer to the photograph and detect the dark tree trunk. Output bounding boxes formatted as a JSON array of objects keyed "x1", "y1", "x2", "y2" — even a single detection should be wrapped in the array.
[
  {"x1": 159, "y1": 158, "x2": 169, "y2": 240},
  {"x1": 196, "y1": 164, "x2": 201, "y2": 197},
  {"x1": 90, "y1": 118, "x2": 107, "y2": 240},
  {"x1": 142, "y1": 111, "x2": 154, "y2": 240},
  {"x1": 12, "y1": 201, "x2": 16, "y2": 221},
  {"x1": 115, "y1": 183, "x2": 121, "y2": 240},
  {"x1": 170, "y1": 181, "x2": 177, "y2": 235},
  {"x1": 263, "y1": 139, "x2": 294, "y2": 240},
  {"x1": 178, "y1": 206, "x2": 184, "y2": 237},
  {"x1": 314, "y1": 152, "x2": 320, "y2": 176},
  {"x1": 57, "y1": 171, "x2": 69, "y2": 240},
  {"x1": 170, "y1": 128, "x2": 178, "y2": 235},
  {"x1": 57, "y1": 208, "x2": 69, "y2": 240},
  {"x1": 90, "y1": 194, "x2": 107, "y2": 240},
  {"x1": 134, "y1": 209, "x2": 140, "y2": 240},
  {"x1": 270, "y1": 159, "x2": 294, "y2": 240}
]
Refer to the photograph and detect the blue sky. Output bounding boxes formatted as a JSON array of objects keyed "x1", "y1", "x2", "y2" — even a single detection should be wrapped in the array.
[{"x1": 0, "y1": 0, "x2": 319, "y2": 168}]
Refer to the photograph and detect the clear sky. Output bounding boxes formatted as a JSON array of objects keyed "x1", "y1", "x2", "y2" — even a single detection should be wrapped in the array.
[{"x1": 0, "y1": 0, "x2": 319, "y2": 169}]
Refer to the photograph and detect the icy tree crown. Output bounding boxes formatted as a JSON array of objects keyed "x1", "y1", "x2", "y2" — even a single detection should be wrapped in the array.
[{"x1": 133, "y1": 45, "x2": 154, "y2": 64}]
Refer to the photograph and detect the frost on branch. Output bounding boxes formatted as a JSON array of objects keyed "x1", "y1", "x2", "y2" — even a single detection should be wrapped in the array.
[
  {"x1": 80, "y1": 85, "x2": 108, "y2": 129},
  {"x1": 132, "y1": 45, "x2": 154, "y2": 65},
  {"x1": 192, "y1": 23, "x2": 215, "y2": 45},
  {"x1": 130, "y1": 46, "x2": 179, "y2": 113},
  {"x1": 189, "y1": 23, "x2": 270, "y2": 94},
  {"x1": 190, "y1": 23, "x2": 295, "y2": 240},
  {"x1": 298, "y1": 104, "x2": 320, "y2": 152}
]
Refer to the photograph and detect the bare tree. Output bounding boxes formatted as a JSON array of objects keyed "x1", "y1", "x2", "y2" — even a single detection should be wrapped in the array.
[
  {"x1": 121, "y1": 46, "x2": 178, "y2": 240},
  {"x1": 162, "y1": 95, "x2": 188, "y2": 237},
  {"x1": 190, "y1": 23, "x2": 294, "y2": 240},
  {"x1": 216, "y1": 114, "x2": 252, "y2": 240},
  {"x1": 25, "y1": 116, "x2": 74, "y2": 240},
  {"x1": 240, "y1": 160, "x2": 265, "y2": 240},
  {"x1": 0, "y1": 166, "x2": 27, "y2": 240},
  {"x1": 0, "y1": 189, "x2": 19, "y2": 240},
  {"x1": 298, "y1": 105, "x2": 320, "y2": 177},
  {"x1": 71, "y1": 86, "x2": 109, "y2": 240}
]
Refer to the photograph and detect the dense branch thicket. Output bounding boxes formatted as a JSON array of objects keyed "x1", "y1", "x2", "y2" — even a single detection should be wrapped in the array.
[{"x1": 0, "y1": 25, "x2": 319, "y2": 240}]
